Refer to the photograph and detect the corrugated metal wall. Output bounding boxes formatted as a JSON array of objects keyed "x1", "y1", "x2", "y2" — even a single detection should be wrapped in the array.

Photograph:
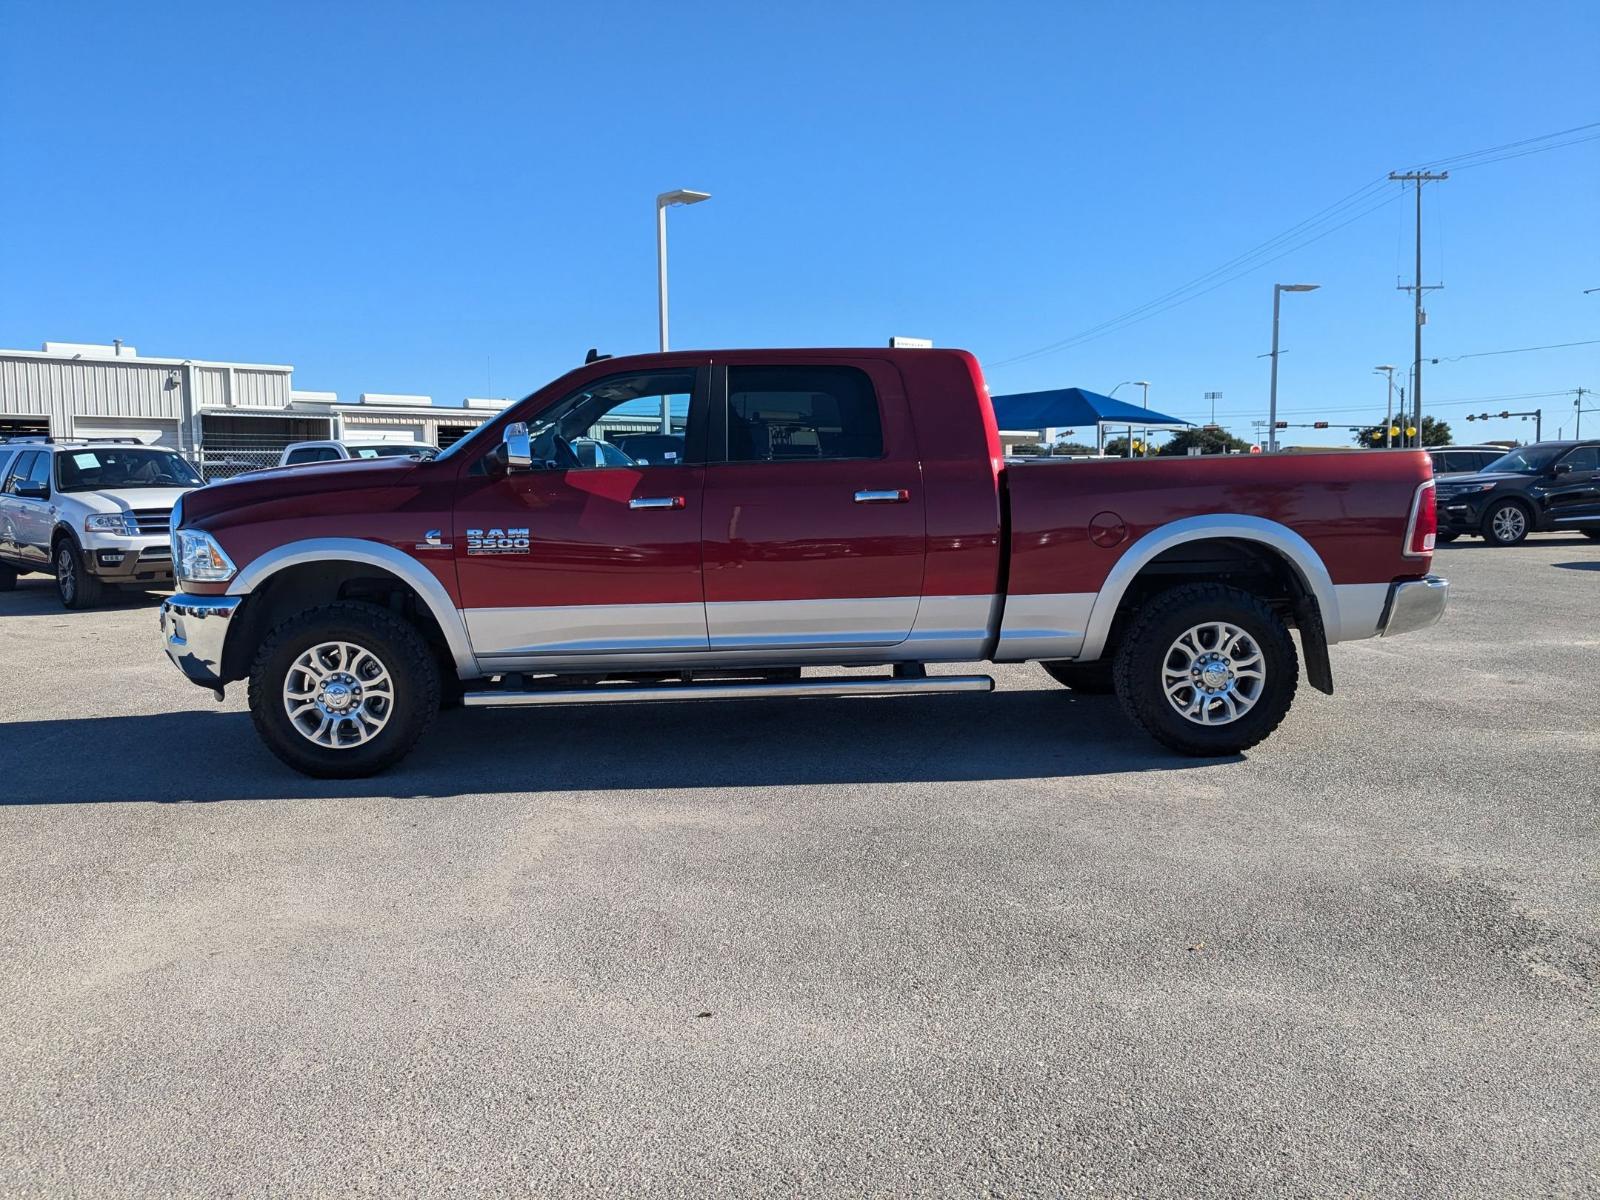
[
  {"x1": 1, "y1": 355, "x2": 295, "y2": 453},
  {"x1": 0, "y1": 357, "x2": 184, "y2": 430}
]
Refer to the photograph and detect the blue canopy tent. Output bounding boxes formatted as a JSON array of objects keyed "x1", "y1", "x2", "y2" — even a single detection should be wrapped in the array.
[{"x1": 990, "y1": 387, "x2": 1192, "y2": 455}]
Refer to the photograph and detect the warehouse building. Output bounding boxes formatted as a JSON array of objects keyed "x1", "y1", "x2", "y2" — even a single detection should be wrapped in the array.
[{"x1": 0, "y1": 341, "x2": 508, "y2": 477}]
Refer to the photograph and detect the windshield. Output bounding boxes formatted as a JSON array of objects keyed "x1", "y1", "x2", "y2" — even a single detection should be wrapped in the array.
[
  {"x1": 1481, "y1": 445, "x2": 1565, "y2": 475},
  {"x1": 55, "y1": 448, "x2": 202, "y2": 492}
]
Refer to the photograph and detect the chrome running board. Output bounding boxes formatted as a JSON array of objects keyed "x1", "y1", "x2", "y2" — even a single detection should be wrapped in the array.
[{"x1": 462, "y1": 673, "x2": 994, "y2": 708}]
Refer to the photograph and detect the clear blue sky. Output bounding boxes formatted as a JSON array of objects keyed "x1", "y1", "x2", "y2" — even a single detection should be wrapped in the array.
[{"x1": 2, "y1": 0, "x2": 1596, "y2": 446}]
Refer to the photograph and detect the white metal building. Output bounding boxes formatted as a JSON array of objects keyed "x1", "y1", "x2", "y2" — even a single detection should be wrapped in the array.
[{"x1": 0, "y1": 341, "x2": 509, "y2": 478}]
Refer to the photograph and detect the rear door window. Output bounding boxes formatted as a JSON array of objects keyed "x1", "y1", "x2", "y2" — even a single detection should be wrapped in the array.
[
  {"x1": 723, "y1": 365, "x2": 883, "y2": 462},
  {"x1": 1559, "y1": 446, "x2": 1600, "y2": 472},
  {"x1": 3, "y1": 451, "x2": 36, "y2": 493}
]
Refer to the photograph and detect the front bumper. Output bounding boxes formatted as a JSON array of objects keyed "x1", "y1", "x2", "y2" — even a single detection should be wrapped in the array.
[
  {"x1": 82, "y1": 535, "x2": 174, "y2": 581},
  {"x1": 1378, "y1": 574, "x2": 1449, "y2": 638},
  {"x1": 1437, "y1": 493, "x2": 1495, "y2": 532},
  {"x1": 160, "y1": 593, "x2": 242, "y2": 694}
]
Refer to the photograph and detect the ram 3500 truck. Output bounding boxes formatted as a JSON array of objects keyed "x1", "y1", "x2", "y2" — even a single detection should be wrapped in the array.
[{"x1": 159, "y1": 348, "x2": 1447, "y2": 777}]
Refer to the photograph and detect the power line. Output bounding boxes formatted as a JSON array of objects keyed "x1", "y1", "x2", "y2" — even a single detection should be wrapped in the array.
[
  {"x1": 987, "y1": 187, "x2": 1401, "y2": 368},
  {"x1": 985, "y1": 117, "x2": 1600, "y2": 372},
  {"x1": 1437, "y1": 337, "x2": 1600, "y2": 362}
]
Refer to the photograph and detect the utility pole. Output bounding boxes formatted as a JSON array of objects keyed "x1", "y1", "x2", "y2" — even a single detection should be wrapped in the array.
[
  {"x1": 1389, "y1": 171, "x2": 1447, "y2": 445},
  {"x1": 1579, "y1": 387, "x2": 1589, "y2": 439}
]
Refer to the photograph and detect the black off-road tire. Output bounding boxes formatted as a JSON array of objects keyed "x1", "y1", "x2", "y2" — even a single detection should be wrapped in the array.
[
  {"x1": 1482, "y1": 498, "x2": 1532, "y2": 546},
  {"x1": 248, "y1": 601, "x2": 440, "y2": 778},
  {"x1": 54, "y1": 539, "x2": 104, "y2": 609},
  {"x1": 1039, "y1": 659, "x2": 1115, "y2": 694},
  {"x1": 1112, "y1": 583, "x2": 1299, "y2": 758}
]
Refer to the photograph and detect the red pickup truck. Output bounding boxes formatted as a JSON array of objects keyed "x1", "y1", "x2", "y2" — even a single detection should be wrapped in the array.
[{"x1": 159, "y1": 348, "x2": 1447, "y2": 777}]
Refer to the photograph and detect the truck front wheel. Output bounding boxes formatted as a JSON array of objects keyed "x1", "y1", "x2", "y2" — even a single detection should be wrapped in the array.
[
  {"x1": 247, "y1": 601, "x2": 440, "y2": 778},
  {"x1": 1112, "y1": 583, "x2": 1298, "y2": 757}
]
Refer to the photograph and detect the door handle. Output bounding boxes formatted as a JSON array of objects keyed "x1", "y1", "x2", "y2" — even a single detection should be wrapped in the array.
[
  {"x1": 853, "y1": 489, "x2": 910, "y2": 504},
  {"x1": 629, "y1": 496, "x2": 686, "y2": 510}
]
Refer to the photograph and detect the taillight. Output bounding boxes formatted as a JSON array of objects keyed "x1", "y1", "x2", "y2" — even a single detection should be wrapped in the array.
[{"x1": 1405, "y1": 478, "x2": 1436, "y2": 558}]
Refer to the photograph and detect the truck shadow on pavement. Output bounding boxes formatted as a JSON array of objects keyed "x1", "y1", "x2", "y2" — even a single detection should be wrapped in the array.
[{"x1": 3, "y1": 691, "x2": 1222, "y2": 805}]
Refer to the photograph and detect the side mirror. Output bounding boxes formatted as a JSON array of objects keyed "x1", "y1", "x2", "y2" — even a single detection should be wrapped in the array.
[
  {"x1": 1554, "y1": 462, "x2": 1574, "y2": 476},
  {"x1": 16, "y1": 481, "x2": 48, "y2": 500},
  {"x1": 496, "y1": 422, "x2": 533, "y2": 472}
]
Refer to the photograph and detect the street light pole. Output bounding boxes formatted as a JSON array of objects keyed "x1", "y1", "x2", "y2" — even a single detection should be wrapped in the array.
[
  {"x1": 654, "y1": 188, "x2": 711, "y2": 433},
  {"x1": 1268, "y1": 283, "x2": 1319, "y2": 452},
  {"x1": 1374, "y1": 365, "x2": 1396, "y2": 448}
]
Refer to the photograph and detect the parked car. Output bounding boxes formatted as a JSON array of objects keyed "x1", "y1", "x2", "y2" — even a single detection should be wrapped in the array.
[
  {"x1": 0, "y1": 437, "x2": 202, "y2": 607},
  {"x1": 158, "y1": 348, "x2": 1446, "y2": 777},
  {"x1": 278, "y1": 440, "x2": 438, "y2": 467},
  {"x1": 614, "y1": 433, "x2": 686, "y2": 465},
  {"x1": 1434, "y1": 440, "x2": 1600, "y2": 545},
  {"x1": 569, "y1": 437, "x2": 635, "y2": 469},
  {"x1": 1427, "y1": 445, "x2": 1509, "y2": 476}
]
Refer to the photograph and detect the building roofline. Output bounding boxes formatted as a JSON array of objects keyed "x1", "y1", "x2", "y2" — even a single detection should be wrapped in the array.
[{"x1": 0, "y1": 347, "x2": 294, "y2": 372}]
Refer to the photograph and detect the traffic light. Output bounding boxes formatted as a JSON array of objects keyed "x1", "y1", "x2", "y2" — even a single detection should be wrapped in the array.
[
  {"x1": 1313, "y1": 421, "x2": 1329, "y2": 429},
  {"x1": 1498, "y1": 411, "x2": 1510, "y2": 419},
  {"x1": 1274, "y1": 420, "x2": 1289, "y2": 429}
]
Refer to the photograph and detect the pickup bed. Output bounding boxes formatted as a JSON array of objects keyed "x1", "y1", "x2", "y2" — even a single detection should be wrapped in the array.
[{"x1": 159, "y1": 348, "x2": 1447, "y2": 777}]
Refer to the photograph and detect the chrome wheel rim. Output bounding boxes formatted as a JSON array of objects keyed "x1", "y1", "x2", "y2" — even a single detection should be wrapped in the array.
[
  {"x1": 56, "y1": 546, "x2": 75, "y2": 601},
  {"x1": 1162, "y1": 621, "x2": 1266, "y2": 726},
  {"x1": 283, "y1": 641, "x2": 394, "y2": 749},
  {"x1": 1491, "y1": 505, "x2": 1525, "y2": 542}
]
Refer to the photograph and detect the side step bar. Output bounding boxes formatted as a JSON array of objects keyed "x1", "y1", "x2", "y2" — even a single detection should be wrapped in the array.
[{"x1": 462, "y1": 673, "x2": 994, "y2": 709}]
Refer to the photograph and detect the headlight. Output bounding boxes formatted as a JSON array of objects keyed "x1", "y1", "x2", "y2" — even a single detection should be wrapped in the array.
[
  {"x1": 174, "y1": 529, "x2": 237, "y2": 583},
  {"x1": 84, "y1": 513, "x2": 135, "y2": 535},
  {"x1": 1452, "y1": 482, "x2": 1498, "y2": 495}
]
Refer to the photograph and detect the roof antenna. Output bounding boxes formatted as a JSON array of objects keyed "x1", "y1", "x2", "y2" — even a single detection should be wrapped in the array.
[{"x1": 585, "y1": 348, "x2": 611, "y2": 365}]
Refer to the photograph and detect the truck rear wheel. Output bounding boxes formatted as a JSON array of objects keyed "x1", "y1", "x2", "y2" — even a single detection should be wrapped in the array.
[
  {"x1": 247, "y1": 601, "x2": 440, "y2": 778},
  {"x1": 1039, "y1": 659, "x2": 1114, "y2": 694},
  {"x1": 1112, "y1": 583, "x2": 1298, "y2": 757}
]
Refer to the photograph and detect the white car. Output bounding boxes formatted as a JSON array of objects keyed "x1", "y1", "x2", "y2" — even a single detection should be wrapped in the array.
[
  {"x1": 0, "y1": 438, "x2": 203, "y2": 608},
  {"x1": 277, "y1": 440, "x2": 438, "y2": 467}
]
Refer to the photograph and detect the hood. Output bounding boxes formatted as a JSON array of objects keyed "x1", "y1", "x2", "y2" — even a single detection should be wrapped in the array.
[
  {"x1": 1436, "y1": 471, "x2": 1523, "y2": 488},
  {"x1": 70, "y1": 486, "x2": 197, "y2": 514},
  {"x1": 183, "y1": 456, "x2": 425, "y2": 523}
]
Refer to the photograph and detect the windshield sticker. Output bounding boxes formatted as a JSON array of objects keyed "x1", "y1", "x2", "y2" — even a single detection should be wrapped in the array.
[{"x1": 72, "y1": 453, "x2": 100, "y2": 468}]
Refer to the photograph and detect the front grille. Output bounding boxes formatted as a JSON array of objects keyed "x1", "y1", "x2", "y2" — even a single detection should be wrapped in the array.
[{"x1": 129, "y1": 509, "x2": 173, "y2": 535}]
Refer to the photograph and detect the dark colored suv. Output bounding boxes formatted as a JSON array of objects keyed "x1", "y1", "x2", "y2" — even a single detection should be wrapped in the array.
[
  {"x1": 1434, "y1": 441, "x2": 1600, "y2": 545},
  {"x1": 1427, "y1": 445, "x2": 1507, "y2": 475}
]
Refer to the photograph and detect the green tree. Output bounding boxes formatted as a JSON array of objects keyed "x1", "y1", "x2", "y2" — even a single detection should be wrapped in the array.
[
  {"x1": 1051, "y1": 441, "x2": 1096, "y2": 456},
  {"x1": 1352, "y1": 415, "x2": 1452, "y2": 449},
  {"x1": 1102, "y1": 435, "x2": 1153, "y2": 458},
  {"x1": 1156, "y1": 427, "x2": 1252, "y2": 456}
]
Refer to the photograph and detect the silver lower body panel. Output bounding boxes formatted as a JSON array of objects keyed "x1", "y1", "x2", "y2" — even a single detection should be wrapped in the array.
[{"x1": 462, "y1": 673, "x2": 995, "y2": 708}]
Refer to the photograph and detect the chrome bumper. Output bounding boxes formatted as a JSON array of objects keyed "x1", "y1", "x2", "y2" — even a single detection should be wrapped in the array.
[
  {"x1": 1379, "y1": 574, "x2": 1449, "y2": 638},
  {"x1": 160, "y1": 593, "x2": 243, "y2": 696}
]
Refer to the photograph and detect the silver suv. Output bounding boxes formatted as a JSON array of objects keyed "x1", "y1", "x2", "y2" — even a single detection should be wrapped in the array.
[{"x1": 0, "y1": 438, "x2": 203, "y2": 608}]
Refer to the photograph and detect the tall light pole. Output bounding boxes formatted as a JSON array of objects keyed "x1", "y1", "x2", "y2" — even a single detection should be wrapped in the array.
[
  {"x1": 655, "y1": 188, "x2": 710, "y2": 432},
  {"x1": 1374, "y1": 365, "x2": 1396, "y2": 448},
  {"x1": 1268, "y1": 283, "x2": 1320, "y2": 452},
  {"x1": 1107, "y1": 380, "x2": 1148, "y2": 457}
]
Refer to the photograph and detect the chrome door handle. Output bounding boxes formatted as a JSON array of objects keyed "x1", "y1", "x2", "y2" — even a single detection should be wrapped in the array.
[
  {"x1": 629, "y1": 496, "x2": 686, "y2": 510},
  {"x1": 854, "y1": 489, "x2": 910, "y2": 504}
]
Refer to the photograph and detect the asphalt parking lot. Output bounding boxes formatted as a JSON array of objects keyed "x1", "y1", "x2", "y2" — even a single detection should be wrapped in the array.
[{"x1": 1, "y1": 536, "x2": 1596, "y2": 1197}]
